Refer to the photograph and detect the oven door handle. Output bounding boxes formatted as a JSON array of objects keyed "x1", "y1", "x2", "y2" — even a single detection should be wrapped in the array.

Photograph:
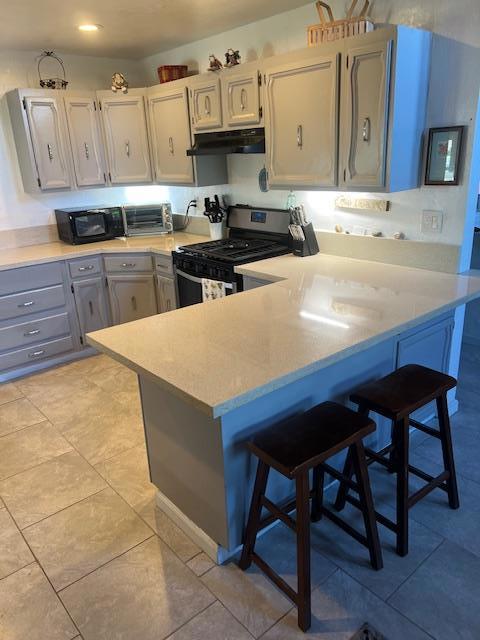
[{"x1": 176, "y1": 269, "x2": 233, "y2": 289}]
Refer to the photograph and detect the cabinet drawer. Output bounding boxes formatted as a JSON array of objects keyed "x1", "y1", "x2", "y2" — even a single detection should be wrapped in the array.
[
  {"x1": 155, "y1": 255, "x2": 173, "y2": 277},
  {"x1": 0, "y1": 313, "x2": 70, "y2": 352},
  {"x1": 0, "y1": 285, "x2": 66, "y2": 322},
  {"x1": 0, "y1": 262, "x2": 63, "y2": 296},
  {"x1": 68, "y1": 257, "x2": 102, "y2": 279},
  {"x1": 0, "y1": 336, "x2": 74, "y2": 372},
  {"x1": 104, "y1": 255, "x2": 153, "y2": 273}
]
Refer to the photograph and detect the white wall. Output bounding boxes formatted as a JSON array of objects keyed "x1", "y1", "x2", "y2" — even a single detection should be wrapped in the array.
[
  {"x1": 0, "y1": 49, "x2": 160, "y2": 232},
  {"x1": 142, "y1": 1, "x2": 480, "y2": 249}
]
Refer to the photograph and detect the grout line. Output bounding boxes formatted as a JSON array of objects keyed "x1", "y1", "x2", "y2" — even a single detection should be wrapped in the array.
[
  {"x1": 0, "y1": 416, "x2": 52, "y2": 441},
  {"x1": 0, "y1": 560, "x2": 37, "y2": 584}
]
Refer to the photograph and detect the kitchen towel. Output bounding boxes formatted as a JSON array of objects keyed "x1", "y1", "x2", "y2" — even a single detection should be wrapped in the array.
[{"x1": 202, "y1": 278, "x2": 226, "y2": 302}]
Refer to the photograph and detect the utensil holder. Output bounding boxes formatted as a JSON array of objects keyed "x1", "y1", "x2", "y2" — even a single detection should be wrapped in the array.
[
  {"x1": 209, "y1": 222, "x2": 224, "y2": 241},
  {"x1": 292, "y1": 222, "x2": 319, "y2": 257}
]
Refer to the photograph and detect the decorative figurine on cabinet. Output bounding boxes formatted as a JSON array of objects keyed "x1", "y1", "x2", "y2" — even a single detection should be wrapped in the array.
[
  {"x1": 225, "y1": 48, "x2": 241, "y2": 67},
  {"x1": 111, "y1": 72, "x2": 129, "y2": 93},
  {"x1": 208, "y1": 54, "x2": 223, "y2": 71}
]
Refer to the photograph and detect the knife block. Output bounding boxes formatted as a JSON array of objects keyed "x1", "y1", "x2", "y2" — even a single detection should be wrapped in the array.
[{"x1": 292, "y1": 222, "x2": 319, "y2": 257}]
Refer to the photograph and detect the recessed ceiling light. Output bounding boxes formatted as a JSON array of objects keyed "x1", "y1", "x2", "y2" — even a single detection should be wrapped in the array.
[{"x1": 78, "y1": 24, "x2": 103, "y2": 32}]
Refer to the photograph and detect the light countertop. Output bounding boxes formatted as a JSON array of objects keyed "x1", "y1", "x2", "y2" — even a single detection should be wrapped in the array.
[
  {"x1": 87, "y1": 252, "x2": 480, "y2": 418},
  {"x1": 0, "y1": 232, "x2": 206, "y2": 271}
]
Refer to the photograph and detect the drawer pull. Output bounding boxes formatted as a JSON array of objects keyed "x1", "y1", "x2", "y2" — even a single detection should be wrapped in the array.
[
  {"x1": 121, "y1": 262, "x2": 136, "y2": 268},
  {"x1": 18, "y1": 300, "x2": 35, "y2": 308},
  {"x1": 131, "y1": 296, "x2": 137, "y2": 311},
  {"x1": 362, "y1": 117, "x2": 371, "y2": 142},
  {"x1": 24, "y1": 329, "x2": 40, "y2": 336},
  {"x1": 28, "y1": 350, "x2": 45, "y2": 359},
  {"x1": 89, "y1": 300, "x2": 94, "y2": 316},
  {"x1": 78, "y1": 265, "x2": 94, "y2": 272}
]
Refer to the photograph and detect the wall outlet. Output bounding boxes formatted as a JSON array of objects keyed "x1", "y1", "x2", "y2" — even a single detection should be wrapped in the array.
[{"x1": 422, "y1": 210, "x2": 444, "y2": 234}]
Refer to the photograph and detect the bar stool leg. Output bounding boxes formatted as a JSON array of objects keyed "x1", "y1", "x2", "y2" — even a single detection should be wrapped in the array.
[
  {"x1": 239, "y1": 460, "x2": 270, "y2": 571},
  {"x1": 350, "y1": 441, "x2": 383, "y2": 571},
  {"x1": 296, "y1": 471, "x2": 311, "y2": 632},
  {"x1": 437, "y1": 393, "x2": 460, "y2": 509},
  {"x1": 395, "y1": 417, "x2": 410, "y2": 557},
  {"x1": 311, "y1": 466, "x2": 324, "y2": 522},
  {"x1": 334, "y1": 404, "x2": 370, "y2": 512}
]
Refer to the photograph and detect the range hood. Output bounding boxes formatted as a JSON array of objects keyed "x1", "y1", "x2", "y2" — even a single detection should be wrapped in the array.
[{"x1": 187, "y1": 128, "x2": 265, "y2": 156}]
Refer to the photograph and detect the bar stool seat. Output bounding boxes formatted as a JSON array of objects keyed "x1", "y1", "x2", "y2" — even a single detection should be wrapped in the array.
[
  {"x1": 350, "y1": 364, "x2": 457, "y2": 420},
  {"x1": 240, "y1": 401, "x2": 383, "y2": 632},
  {"x1": 335, "y1": 364, "x2": 459, "y2": 558}
]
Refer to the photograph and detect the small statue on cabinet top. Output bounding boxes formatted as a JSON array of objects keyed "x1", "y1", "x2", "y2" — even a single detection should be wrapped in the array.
[
  {"x1": 208, "y1": 54, "x2": 223, "y2": 71},
  {"x1": 111, "y1": 72, "x2": 128, "y2": 93},
  {"x1": 225, "y1": 48, "x2": 241, "y2": 67}
]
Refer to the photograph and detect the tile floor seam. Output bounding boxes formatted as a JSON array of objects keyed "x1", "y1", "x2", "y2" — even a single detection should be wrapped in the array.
[
  {"x1": 18, "y1": 486, "x2": 108, "y2": 532},
  {"x1": 56, "y1": 533, "x2": 156, "y2": 595},
  {"x1": 161, "y1": 600, "x2": 234, "y2": 640},
  {"x1": 411, "y1": 447, "x2": 480, "y2": 488},
  {"x1": 0, "y1": 417, "x2": 51, "y2": 442},
  {"x1": 1, "y1": 501, "x2": 82, "y2": 638},
  {"x1": 0, "y1": 560, "x2": 37, "y2": 585}
]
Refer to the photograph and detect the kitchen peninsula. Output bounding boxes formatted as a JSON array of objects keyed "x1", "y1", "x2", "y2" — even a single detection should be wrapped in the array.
[{"x1": 87, "y1": 253, "x2": 480, "y2": 561}]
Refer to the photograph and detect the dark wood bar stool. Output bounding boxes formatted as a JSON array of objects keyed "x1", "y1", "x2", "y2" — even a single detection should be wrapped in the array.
[
  {"x1": 335, "y1": 364, "x2": 459, "y2": 557},
  {"x1": 239, "y1": 401, "x2": 383, "y2": 632}
]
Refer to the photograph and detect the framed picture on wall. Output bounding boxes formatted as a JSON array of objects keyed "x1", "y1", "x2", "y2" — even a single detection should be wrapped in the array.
[{"x1": 425, "y1": 126, "x2": 465, "y2": 186}]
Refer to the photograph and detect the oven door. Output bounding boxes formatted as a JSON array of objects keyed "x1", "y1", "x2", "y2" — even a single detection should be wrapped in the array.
[
  {"x1": 72, "y1": 211, "x2": 109, "y2": 241},
  {"x1": 175, "y1": 269, "x2": 235, "y2": 308}
]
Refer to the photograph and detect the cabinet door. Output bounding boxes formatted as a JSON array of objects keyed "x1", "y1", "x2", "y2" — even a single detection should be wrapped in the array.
[
  {"x1": 190, "y1": 77, "x2": 222, "y2": 131},
  {"x1": 156, "y1": 276, "x2": 177, "y2": 313},
  {"x1": 100, "y1": 95, "x2": 152, "y2": 184},
  {"x1": 265, "y1": 54, "x2": 339, "y2": 188},
  {"x1": 24, "y1": 96, "x2": 72, "y2": 190},
  {"x1": 342, "y1": 40, "x2": 392, "y2": 189},
  {"x1": 72, "y1": 277, "x2": 109, "y2": 341},
  {"x1": 107, "y1": 275, "x2": 157, "y2": 325},
  {"x1": 148, "y1": 87, "x2": 194, "y2": 184},
  {"x1": 222, "y1": 71, "x2": 261, "y2": 127},
  {"x1": 64, "y1": 96, "x2": 106, "y2": 187}
]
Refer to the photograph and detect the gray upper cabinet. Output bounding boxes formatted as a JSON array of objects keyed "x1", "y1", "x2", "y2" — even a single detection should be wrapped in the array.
[
  {"x1": 264, "y1": 51, "x2": 339, "y2": 188},
  {"x1": 190, "y1": 76, "x2": 222, "y2": 131},
  {"x1": 222, "y1": 69, "x2": 261, "y2": 128},
  {"x1": 107, "y1": 274, "x2": 157, "y2": 325},
  {"x1": 341, "y1": 40, "x2": 392, "y2": 189},
  {"x1": 23, "y1": 95, "x2": 72, "y2": 191},
  {"x1": 72, "y1": 276, "x2": 109, "y2": 340},
  {"x1": 98, "y1": 92, "x2": 152, "y2": 185},
  {"x1": 147, "y1": 85, "x2": 195, "y2": 185},
  {"x1": 64, "y1": 95, "x2": 106, "y2": 188}
]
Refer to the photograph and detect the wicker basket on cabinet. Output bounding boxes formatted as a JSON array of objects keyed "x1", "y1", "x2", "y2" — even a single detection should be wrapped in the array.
[{"x1": 308, "y1": 0, "x2": 374, "y2": 46}]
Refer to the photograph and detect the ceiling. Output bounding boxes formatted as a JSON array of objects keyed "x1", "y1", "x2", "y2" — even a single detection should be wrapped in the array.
[{"x1": 0, "y1": 0, "x2": 310, "y2": 59}]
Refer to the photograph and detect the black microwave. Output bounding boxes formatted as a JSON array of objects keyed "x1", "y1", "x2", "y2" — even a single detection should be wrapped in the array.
[{"x1": 55, "y1": 207, "x2": 125, "y2": 245}]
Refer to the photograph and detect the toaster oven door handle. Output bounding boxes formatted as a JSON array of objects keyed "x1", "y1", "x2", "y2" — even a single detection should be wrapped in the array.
[{"x1": 176, "y1": 269, "x2": 233, "y2": 289}]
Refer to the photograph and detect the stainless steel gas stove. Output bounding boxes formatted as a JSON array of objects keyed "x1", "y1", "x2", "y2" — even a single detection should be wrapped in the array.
[{"x1": 173, "y1": 205, "x2": 291, "y2": 307}]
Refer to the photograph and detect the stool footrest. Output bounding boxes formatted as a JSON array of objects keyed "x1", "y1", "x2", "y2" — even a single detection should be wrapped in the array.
[
  {"x1": 365, "y1": 446, "x2": 394, "y2": 468},
  {"x1": 345, "y1": 494, "x2": 398, "y2": 533},
  {"x1": 321, "y1": 462, "x2": 359, "y2": 492},
  {"x1": 408, "y1": 470, "x2": 450, "y2": 508},
  {"x1": 410, "y1": 418, "x2": 441, "y2": 440},
  {"x1": 261, "y1": 496, "x2": 296, "y2": 532},
  {"x1": 251, "y1": 552, "x2": 298, "y2": 605},
  {"x1": 320, "y1": 506, "x2": 369, "y2": 548}
]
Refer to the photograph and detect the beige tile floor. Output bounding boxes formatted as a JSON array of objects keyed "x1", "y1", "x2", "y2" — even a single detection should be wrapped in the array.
[{"x1": 0, "y1": 349, "x2": 478, "y2": 639}]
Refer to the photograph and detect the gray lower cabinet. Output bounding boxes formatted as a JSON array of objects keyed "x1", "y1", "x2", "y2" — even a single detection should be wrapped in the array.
[
  {"x1": 156, "y1": 275, "x2": 177, "y2": 313},
  {"x1": 107, "y1": 274, "x2": 158, "y2": 325},
  {"x1": 72, "y1": 277, "x2": 109, "y2": 340}
]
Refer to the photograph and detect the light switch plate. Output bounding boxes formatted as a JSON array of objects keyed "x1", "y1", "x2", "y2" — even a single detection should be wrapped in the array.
[{"x1": 422, "y1": 210, "x2": 444, "y2": 234}]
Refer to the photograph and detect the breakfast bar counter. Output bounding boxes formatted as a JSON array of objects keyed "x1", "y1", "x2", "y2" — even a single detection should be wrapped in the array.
[{"x1": 87, "y1": 253, "x2": 480, "y2": 559}]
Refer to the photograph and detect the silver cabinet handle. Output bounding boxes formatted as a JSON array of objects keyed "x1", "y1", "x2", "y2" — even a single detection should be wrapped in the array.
[
  {"x1": 84, "y1": 142, "x2": 90, "y2": 159},
  {"x1": 362, "y1": 117, "x2": 371, "y2": 142},
  {"x1": 131, "y1": 296, "x2": 137, "y2": 311},
  {"x1": 78, "y1": 265, "x2": 94, "y2": 272},
  {"x1": 89, "y1": 300, "x2": 94, "y2": 316},
  {"x1": 125, "y1": 140, "x2": 130, "y2": 157},
  {"x1": 168, "y1": 136, "x2": 174, "y2": 155},
  {"x1": 47, "y1": 143, "x2": 53, "y2": 161},
  {"x1": 28, "y1": 350, "x2": 45, "y2": 359},
  {"x1": 297, "y1": 125, "x2": 303, "y2": 148},
  {"x1": 18, "y1": 300, "x2": 35, "y2": 308},
  {"x1": 204, "y1": 95, "x2": 211, "y2": 116},
  {"x1": 24, "y1": 329, "x2": 40, "y2": 336},
  {"x1": 121, "y1": 262, "x2": 136, "y2": 268},
  {"x1": 240, "y1": 88, "x2": 247, "y2": 111}
]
